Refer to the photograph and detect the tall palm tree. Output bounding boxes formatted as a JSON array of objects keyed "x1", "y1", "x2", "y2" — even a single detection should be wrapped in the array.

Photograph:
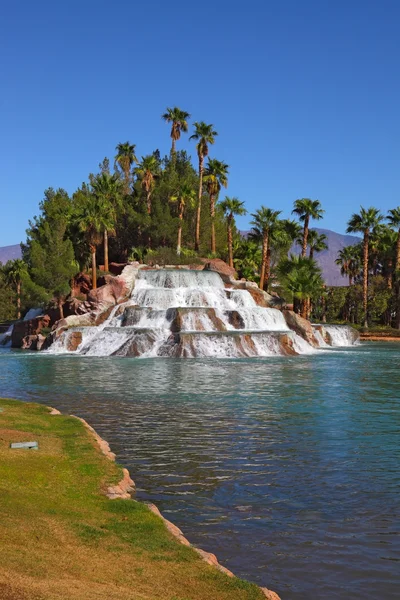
[
  {"x1": 162, "y1": 107, "x2": 191, "y2": 155},
  {"x1": 278, "y1": 255, "x2": 324, "y2": 318},
  {"x1": 75, "y1": 196, "x2": 115, "y2": 290},
  {"x1": 170, "y1": 185, "x2": 197, "y2": 255},
  {"x1": 134, "y1": 155, "x2": 160, "y2": 215},
  {"x1": 387, "y1": 207, "x2": 400, "y2": 329},
  {"x1": 292, "y1": 198, "x2": 324, "y2": 257},
  {"x1": 335, "y1": 245, "x2": 361, "y2": 286},
  {"x1": 347, "y1": 206, "x2": 384, "y2": 327},
  {"x1": 91, "y1": 173, "x2": 123, "y2": 272},
  {"x1": 250, "y1": 207, "x2": 282, "y2": 290},
  {"x1": 189, "y1": 122, "x2": 218, "y2": 251},
  {"x1": 219, "y1": 197, "x2": 247, "y2": 268},
  {"x1": 387, "y1": 207, "x2": 400, "y2": 271},
  {"x1": 114, "y1": 142, "x2": 138, "y2": 195},
  {"x1": 204, "y1": 159, "x2": 229, "y2": 254},
  {"x1": 2, "y1": 259, "x2": 27, "y2": 319},
  {"x1": 308, "y1": 230, "x2": 328, "y2": 259}
]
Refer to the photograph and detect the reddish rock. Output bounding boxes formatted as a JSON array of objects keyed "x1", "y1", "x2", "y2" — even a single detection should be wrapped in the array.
[
  {"x1": 71, "y1": 272, "x2": 92, "y2": 298},
  {"x1": 12, "y1": 315, "x2": 51, "y2": 348},
  {"x1": 282, "y1": 310, "x2": 319, "y2": 347},
  {"x1": 88, "y1": 276, "x2": 129, "y2": 308},
  {"x1": 21, "y1": 334, "x2": 46, "y2": 350},
  {"x1": 202, "y1": 258, "x2": 237, "y2": 283},
  {"x1": 65, "y1": 331, "x2": 83, "y2": 352},
  {"x1": 109, "y1": 262, "x2": 128, "y2": 276}
]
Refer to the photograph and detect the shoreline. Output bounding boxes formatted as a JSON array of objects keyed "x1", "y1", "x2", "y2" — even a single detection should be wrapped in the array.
[{"x1": 2, "y1": 398, "x2": 280, "y2": 600}]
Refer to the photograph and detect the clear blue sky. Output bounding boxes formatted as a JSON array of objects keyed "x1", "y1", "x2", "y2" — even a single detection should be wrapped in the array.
[{"x1": 1, "y1": 0, "x2": 400, "y2": 246}]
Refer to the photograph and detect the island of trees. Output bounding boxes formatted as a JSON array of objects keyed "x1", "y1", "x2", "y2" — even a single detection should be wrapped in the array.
[{"x1": 1, "y1": 106, "x2": 400, "y2": 331}]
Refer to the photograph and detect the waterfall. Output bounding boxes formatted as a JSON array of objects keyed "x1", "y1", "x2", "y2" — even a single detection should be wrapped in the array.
[
  {"x1": 46, "y1": 269, "x2": 358, "y2": 358},
  {"x1": 322, "y1": 325, "x2": 359, "y2": 347}
]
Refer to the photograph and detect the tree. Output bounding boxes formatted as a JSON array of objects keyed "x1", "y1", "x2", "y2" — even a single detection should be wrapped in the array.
[
  {"x1": 74, "y1": 196, "x2": 115, "y2": 289},
  {"x1": 135, "y1": 155, "x2": 160, "y2": 215},
  {"x1": 2, "y1": 259, "x2": 27, "y2": 319},
  {"x1": 335, "y1": 245, "x2": 361, "y2": 286},
  {"x1": 114, "y1": 142, "x2": 137, "y2": 195},
  {"x1": 220, "y1": 197, "x2": 247, "y2": 268},
  {"x1": 250, "y1": 207, "x2": 282, "y2": 290},
  {"x1": 162, "y1": 107, "x2": 190, "y2": 155},
  {"x1": 29, "y1": 221, "x2": 77, "y2": 318},
  {"x1": 91, "y1": 172, "x2": 123, "y2": 271},
  {"x1": 204, "y1": 159, "x2": 229, "y2": 254},
  {"x1": 347, "y1": 206, "x2": 384, "y2": 327},
  {"x1": 387, "y1": 207, "x2": 400, "y2": 328},
  {"x1": 278, "y1": 255, "x2": 324, "y2": 318},
  {"x1": 292, "y1": 198, "x2": 324, "y2": 257},
  {"x1": 170, "y1": 185, "x2": 197, "y2": 255},
  {"x1": 189, "y1": 122, "x2": 218, "y2": 251},
  {"x1": 308, "y1": 230, "x2": 328, "y2": 259}
]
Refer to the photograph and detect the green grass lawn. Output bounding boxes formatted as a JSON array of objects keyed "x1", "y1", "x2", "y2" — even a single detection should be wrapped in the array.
[{"x1": 0, "y1": 398, "x2": 267, "y2": 600}]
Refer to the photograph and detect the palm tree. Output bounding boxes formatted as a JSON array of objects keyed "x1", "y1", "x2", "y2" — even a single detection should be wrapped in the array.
[
  {"x1": 170, "y1": 185, "x2": 197, "y2": 255},
  {"x1": 75, "y1": 196, "x2": 115, "y2": 290},
  {"x1": 2, "y1": 259, "x2": 27, "y2": 319},
  {"x1": 91, "y1": 173, "x2": 123, "y2": 272},
  {"x1": 308, "y1": 230, "x2": 328, "y2": 259},
  {"x1": 292, "y1": 198, "x2": 324, "y2": 257},
  {"x1": 204, "y1": 159, "x2": 229, "y2": 254},
  {"x1": 388, "y1": 207, "x2": 400, "y2": 329},
  {"x1": 134, "y1": 155, "x2": 160, "y2": 215},
  {"x1": 278, "y1": 255, "x2": 324, "y2": 318},
  {"x1": 189, "y1": 122, "x2": 218, "y2": 251},
  {"x1": 347, "y1": 206, "x2": 384, "y2": 327},
  {"x1": 250, "y1": 207, "x2": 282, "y2": 290},
  {"x1": 219, "y1": 197, "x2": 247, "y2": 268},
  {"x1": 335, "y1": 245, "x2": 361, "y2": 286},
  {"x1": 114, "y1": 142, "x2": 137, "y2": 195},
  {"x1": 162, "y1": 107, "x2": 191, "y2": 155},
  {"x1": 387, "y1": 207, "x2": 400, "y2": 271}
]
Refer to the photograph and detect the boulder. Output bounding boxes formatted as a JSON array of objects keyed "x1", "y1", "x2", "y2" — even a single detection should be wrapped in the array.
[
  {"x1": 282, "y1": 310, "x2": 319, "y2": 347},
  {"x1": 109, "y1": 262, "x2": 128, "y2": 276},
  {"x1": 202, "y1": 259, "x2": 237, "y2": 283},
  {"x1": 12, "y1": 315, "x2": 51, "y2": 348},
  {"x1": 21, "y1": 334, "x2": 46, "y2": 351},
  {"x1": 65, "y1": 331, "x2": 83, "y2": 352},
  {"x1": 88, "y1": 276, "x2": 129, "y2": 308},
  {"x1": 71, "y1": 272, "x2": 92, "y2": 298}
]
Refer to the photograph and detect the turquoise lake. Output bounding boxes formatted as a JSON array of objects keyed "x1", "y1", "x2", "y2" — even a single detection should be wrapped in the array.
[{"x1": 0, "y1": 343, "x2": 399, "y2": 599}]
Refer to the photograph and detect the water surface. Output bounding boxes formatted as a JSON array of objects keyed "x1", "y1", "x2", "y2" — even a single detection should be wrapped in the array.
[{"x1": 0, "y1": 344, "x2": 399, "y2": 599}]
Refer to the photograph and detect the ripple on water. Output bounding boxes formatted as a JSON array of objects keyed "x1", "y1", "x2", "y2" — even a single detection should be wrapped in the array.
[{"x1": 0, "y1": 345, "x2": 399, "y2": 599}]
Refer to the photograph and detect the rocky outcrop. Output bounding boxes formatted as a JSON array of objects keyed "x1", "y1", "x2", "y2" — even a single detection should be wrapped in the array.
[
  {"x1": 11, "y1": 315, "x2": 51, "y2": 348},
  {"x1": 283, "y1": 310, "x2": 319, "y2": 347},
  {"x1": 202, "y1": 258, "x2": 237, "y2": 283},
  {"x1": 71, "y1": 272, "x2": 92, "y2": 298},
  {"x1": 65, "y1": 331, "x2": 83, "y2": 352},
  {"x1": 21, "y1": 334, "x2": 46, "y2": 350}
]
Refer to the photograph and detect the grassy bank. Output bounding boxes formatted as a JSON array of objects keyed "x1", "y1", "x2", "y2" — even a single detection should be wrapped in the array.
[{"x1": 0, "y1": 398, "x2": 267, "y2": 600}]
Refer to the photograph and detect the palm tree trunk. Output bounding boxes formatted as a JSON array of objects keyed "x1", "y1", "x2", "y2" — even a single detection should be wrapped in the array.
[
  {"x1": 177, "y1": 208, "x2": 183, "y2": 256},
  {"x1": 227, "y1": 215, "x2": 233, "y2": 268},
  {"x1": 210, "y1": 194, "x2": 216, "y2": 254},
  {"x1": 349, "y1": 275, "x2": 353, "y2": 286},
  {"x1": 300, "y1": 299, "x2": 308, "y2": 319},
  {"x1": 309, "y1": 247, "x2": 314, "y2": 260},
  {"x1": 91, "y1": 246, "x2": 97, "y2": 290},
  {"x1": 363, "y1": 231, "x2": 369, "y2": 327},
  {"x1": 147, "y1": 191, "x2": 152, "y2": 215},
  {"x1": 265, "y1": 244, "x2": 271, "y2": 290},
  {"x1": 396, "y1": 230, "x2": 400, "y2": 271},
  {"x1": 16, "y1": 281, "x2": 21, "y2": 320},
  {"x1": 259, "y1": 231, "x2": 268, "y2": 290},
  {"x1": 195, "y1": 155, "x2": 203, "y2": 252},
  {"x1": 387, "y1": 258, "x2": 393, "y2": 289},
  {"x1": 301, "y1": 216, "x2": 309, "y2": 257},
  {"x1": 171, "y1": 137, "x2": 176, "y2": 156},
  {"x1": 104, "y1": 230, "x2": 109, "y2": 272},
  {"x1": 58, "y1": 296, "x2": 64, "y2": 320}
]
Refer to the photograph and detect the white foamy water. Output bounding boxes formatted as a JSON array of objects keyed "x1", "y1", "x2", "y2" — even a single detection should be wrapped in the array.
[{"x1": 46, "y1": 269, "x2": 358, "y2": 358}]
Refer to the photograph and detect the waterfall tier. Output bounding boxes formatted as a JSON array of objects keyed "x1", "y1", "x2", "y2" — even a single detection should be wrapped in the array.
[{"x1": 47, "y1": 269, "x2": 359, "y2": 357}]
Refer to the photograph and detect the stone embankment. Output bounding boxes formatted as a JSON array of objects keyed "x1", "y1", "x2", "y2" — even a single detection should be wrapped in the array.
[{"x1": 49, "y1": 405, "x2": 280, "y2": 599}]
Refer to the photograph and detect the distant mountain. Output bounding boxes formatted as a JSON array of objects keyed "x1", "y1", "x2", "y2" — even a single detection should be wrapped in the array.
[
  {"x1": 0, "y1": 244, "x2": 22, "y2": 265},
  {"x1": 301, "y1": 228, "x2": 361, "y2": 286},
  {"x1": 241, "y1": 228, "x2": 361, "y2": 287}
]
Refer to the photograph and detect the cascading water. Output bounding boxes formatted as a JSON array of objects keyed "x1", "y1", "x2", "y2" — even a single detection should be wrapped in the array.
[
  {"x1": 319, "y1": 324, "x2": 359, "y2": 347},
  {"x1": 46, "y1": 269, "x2": 359, "y2": 358}
]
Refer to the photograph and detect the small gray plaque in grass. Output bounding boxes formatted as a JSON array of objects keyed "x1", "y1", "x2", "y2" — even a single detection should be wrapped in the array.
[{"x1": 10, "y1": 442, "x2": 38, "y2": 450}]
